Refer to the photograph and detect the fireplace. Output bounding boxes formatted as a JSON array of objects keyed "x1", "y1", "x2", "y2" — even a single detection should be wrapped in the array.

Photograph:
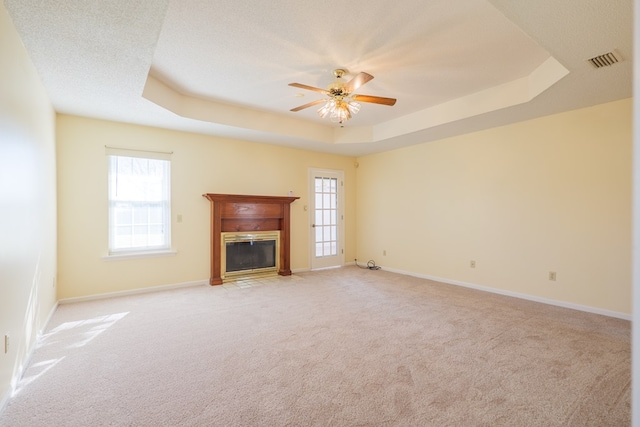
[
  {"x1": 221, "y1": 231, "x2": 280, "y2": 280},
  {"x1": 203, "y1": 193, "x2": 299, "y2": 285}
]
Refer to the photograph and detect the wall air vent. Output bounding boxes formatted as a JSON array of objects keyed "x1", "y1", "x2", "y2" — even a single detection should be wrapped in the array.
[{"x1": 587, "y1": 50, "x2": 622, "y2": 68}]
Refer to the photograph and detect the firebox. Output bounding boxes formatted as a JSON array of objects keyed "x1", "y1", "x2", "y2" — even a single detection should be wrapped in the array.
[{"x1": 221, "y1": 231, "x2": 280, "y2": 280}]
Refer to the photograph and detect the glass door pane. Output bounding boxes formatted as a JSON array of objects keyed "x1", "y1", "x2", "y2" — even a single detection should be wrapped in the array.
[{"x1": 315, "y1": 177, "x2": 338, "y2": 257}]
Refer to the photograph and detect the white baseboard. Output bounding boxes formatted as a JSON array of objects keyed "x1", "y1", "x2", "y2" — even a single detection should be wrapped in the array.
[
  {"x1": 380, "y1": 266, "x2": 632, "y2": 321},
  {"x1": 0, "y1": 299, "x2": 60, "y2": 414},
  {"x1": 292, "y1": 261, "x2": 355, "y2": 274},
  {"x1": 58, "y1": 279, "x2": 208, "y2": 304},
  {"x1": 0, "y1": 388, "x2": 9, "y2": 416},
  {"x1": 56, "y1": 267, "x2": 631, "y2": 321},
  {"x1": 309, "y1": 265, "x2": 343, "y2": 272},
  {"x1": 41, "y1": 301, "x2": 59, "y2": 335}
]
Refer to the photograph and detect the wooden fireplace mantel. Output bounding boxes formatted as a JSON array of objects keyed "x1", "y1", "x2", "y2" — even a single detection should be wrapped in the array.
[{"x1": 203, "y1": 193, "x2": 300, "y2": 285}]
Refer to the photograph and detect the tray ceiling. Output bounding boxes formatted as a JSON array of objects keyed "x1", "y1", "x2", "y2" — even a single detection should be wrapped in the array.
[{"x1": 4, "y1": 0, "x2": 632, "y2": 156}]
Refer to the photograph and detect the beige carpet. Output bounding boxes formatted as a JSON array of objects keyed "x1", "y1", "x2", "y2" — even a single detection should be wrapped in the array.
[{"x1": 0, "y1": 266, "x2": 631, "y2": 426}]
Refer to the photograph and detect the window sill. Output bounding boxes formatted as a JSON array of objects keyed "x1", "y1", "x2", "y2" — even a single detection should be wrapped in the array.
[{"x1": 102, "y1": 249, "x2": 177, "y2": 261}]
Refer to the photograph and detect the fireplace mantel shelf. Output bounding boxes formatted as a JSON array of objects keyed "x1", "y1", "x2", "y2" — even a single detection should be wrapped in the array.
[{"x1": 203, "y1": 193, "x2": 300, "y2": 285}]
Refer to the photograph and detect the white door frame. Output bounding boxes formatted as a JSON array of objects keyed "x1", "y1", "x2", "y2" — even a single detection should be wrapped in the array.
[{"x1": 308, "y1": 168, "x2": 345, "y2": 270}]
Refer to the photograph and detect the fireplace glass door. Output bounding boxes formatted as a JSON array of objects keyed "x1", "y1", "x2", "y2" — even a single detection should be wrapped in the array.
[
  {"x1": 226, "y1": 240, "x2": 275, "y2": 272},
  {"x1": 221, "y1": 231, "x2": 280, "y2": 279}
]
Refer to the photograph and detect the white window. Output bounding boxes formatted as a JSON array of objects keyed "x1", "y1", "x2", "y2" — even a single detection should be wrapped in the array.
[{"x1": 107, "y1": 148, "x2": 171, "y2": 254}]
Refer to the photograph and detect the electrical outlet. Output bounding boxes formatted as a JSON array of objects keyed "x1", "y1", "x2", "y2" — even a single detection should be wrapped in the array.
[
  {"x1": 383, "y1": 250, "x2": 387, "y2": 256},
  {"x1": 549, "y1": 271, "x2": 557, "y2": 281},
  {"x1": 470, "y1": 260, "x2": 476, "y2": 268},
  {"x1": 4, "y1": 334, "x2": 9, "y2": 354}
]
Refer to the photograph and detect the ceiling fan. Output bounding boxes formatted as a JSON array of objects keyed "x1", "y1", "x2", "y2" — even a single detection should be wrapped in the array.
[{"x1": 289, "y1": 69, "x2": 397, "y2": 124}]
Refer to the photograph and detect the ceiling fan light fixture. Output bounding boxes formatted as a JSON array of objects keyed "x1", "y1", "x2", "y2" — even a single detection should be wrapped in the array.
[
  {"x1": 330, "y1": 104, "x2": 350, "y2": 123},
  {"x1": 317, "y1": 98, "x2": 360, "y2": 124},
  {"x1": 317, "y1": 99, "x2": 337, "y2": 119},
  {"x1": 347, "y1": 99, "x2": 360, "y2": 115}
]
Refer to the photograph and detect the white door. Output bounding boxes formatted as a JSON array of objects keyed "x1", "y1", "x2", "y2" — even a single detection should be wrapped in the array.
[{"x1": 309, "y1": 169, "x2": 344, "y2": 269}]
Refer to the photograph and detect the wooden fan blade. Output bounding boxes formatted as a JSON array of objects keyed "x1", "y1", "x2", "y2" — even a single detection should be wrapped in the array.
[
  {"x1": 352, "y1": 94, "x2": 397, "y2": 106},
  {"x1": 288, "y1": 83, "x2": 329, "y2": 95},
  {"x1": 290, "y1": 99, "x2": 327, "y2": 112},
  {"x1": 344, "y1": 72, "x2": 374, "y2": 94}
]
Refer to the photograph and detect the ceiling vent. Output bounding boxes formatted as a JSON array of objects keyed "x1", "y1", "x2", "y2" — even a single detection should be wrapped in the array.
[{"x1": 587, "y1": 50, "x2": 623, "y2": 68}]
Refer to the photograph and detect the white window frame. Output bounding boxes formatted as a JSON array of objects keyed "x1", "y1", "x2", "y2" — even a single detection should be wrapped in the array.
[{"x1": 105, "y1": 147, "x2": 174, "y2": 259}]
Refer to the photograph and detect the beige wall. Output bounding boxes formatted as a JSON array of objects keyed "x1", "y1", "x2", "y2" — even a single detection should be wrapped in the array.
[
  {"x1": 0, "y1": 4, "x2": 58, "y2": 405},
  {"x1": 58, "y1": 100, "x2": 632, "y2": 316},
  {"x1": 56, "y1": 115, "x2": 357, "y2": 299},
  {"x1": 356, "y1": 98, "x2": 632, "y2": 316}
]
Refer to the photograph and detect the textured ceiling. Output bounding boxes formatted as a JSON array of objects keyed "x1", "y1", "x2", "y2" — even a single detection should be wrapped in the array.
[
  {"x1": 4, "y1": 0, "x2": 633, "y2": 156},
  {"x1": 151, "y1": 0, "x2": 550, "y2": 124}
]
